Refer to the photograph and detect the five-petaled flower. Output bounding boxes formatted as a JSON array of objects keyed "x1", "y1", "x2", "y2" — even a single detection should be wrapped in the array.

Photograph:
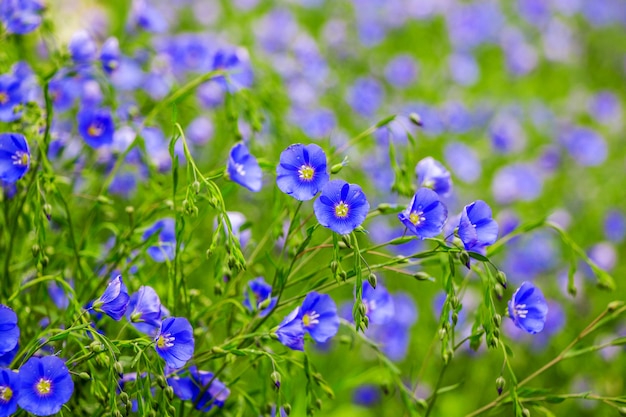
[
  {"x1": 298, "y1": 292, "x2": 339, "y2": 343},
  {"x1": 276, "y1": 143, "x2": 329, "y2": 201},
  {"x1": 17, "y1": 356, "x2": 74, "y2": 417},
  {"x1": 508, "y1": 281, "x2": 548, "y2": 334},
  {"x1": 398, "y1": 188, "x2": 448, "y2": 239},
  {"x1": 155, "y1": 317, "x2": 195, "y2": 369},
  {"x1": 314, "y1": 180, "x2": 369, "y2": 235},
  {"x1": 91, "y1": 275, "x2": 130, "y2": 321},
  {"x1": 457, "y1": 200, "x2": 499, "y2": 254},
  {"x1": 0, "y1": 133, "x2": 30, "y2": 184},
  {"x1": 226, "y1": 142, "x2": 262, "y2": 192}
]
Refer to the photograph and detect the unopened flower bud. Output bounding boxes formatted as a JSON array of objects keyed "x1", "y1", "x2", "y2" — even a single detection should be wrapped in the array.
[
  {"x1": 459, "y1": 251, "x2": 470, "y2": 268},
  {"x1": 78, "y1": 372, "x2": 91, "y2": 380},
  {"x1": 409, "y1": 112, "x2": 423, "y2": 127},
  {"x1": 330, "y1": 261, "x2": 338, "y2": 274},
  {"x1": 283, "y1": 404, "x2": 292, "y2": 415},
  {"x1": 493, "y1": 314, "x2": 502, "y2": 328},
  {"x1": 165, "y1": 386, "x2": 174, "y2": 401},
  {"x1": 271, "y1": 371, "x2": 281, "y2": 390},
  {"x1": 367, "y1": 273, "x2": 377, "y2": 289},
  {"x1": 522, "y1": 408, "x2": 530, "y2": 417},
  {"x1": 495, "y1": 376, "x2": 505, "y2": 395},
  {"x1": 330, "y1": 163, "x2": 344, "y2": 174},
  {"x1": 496, "y1": 271, "x2": 507, "y2": 288},
  {"x1": 114, "y1": 361, "x2": 124, "y2": 374}
]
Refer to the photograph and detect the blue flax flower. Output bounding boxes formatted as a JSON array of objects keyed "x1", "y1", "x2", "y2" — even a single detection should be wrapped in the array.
[
  {"x1": 143, "y1": 218, "x2": 176, "y2": 262},
  {"x1": 0, "y1": 75, "x2": 24, "y2": 122},
  {"x1": 508, "y1": 281, "x2": 548, "y2": 334},
  {"x1": 155, "y1": 317, "x2": 194, "y2": 369},
  {"x1": 276, "y1": 143, "x2": 329, "y2": 201},
  {"x1": 0, "y1": 0, "x2": 44, "y2": 34},
  {"x1": 168, "y1": 367, "x2": 230, "y2": 411},
  {"x1": 0, "y1": 305, "x2": 19, "y2": 355},
  {"x1": 243, "y1": 277, "x2": 277, "y2": 317},
  {"x1": 226, "y1": 142, "x2": 262, "y2": 192},
  {"x1": 77, "y1": 107, "x2": 115, "y2": 148},
  {"x1": 298, "y1": 292, "x2": 339, "y2": 343},
  {"x1": 18, "y1": 356, "x2": 74, "y2": 416},
  {"x1": 457, "y1": 200, "x2": 499, "y2": 254},
  {"x1": 100, "y1": 37, "x2": 121, "y2": 74},
  {"x1": 398, "y1": 188, "x2": 447, "y2": 238},
  {"x1": 276, "y1": 307, "x2": 305, "y2": 351},
  {"x1": 314, "y1": 180, "x2": 369, "y2": 235},
  {"x1": 126, "y1": 286, "x2": 162, "y2": 335},
  {"x1": 0, "y1": 367, "x2": 19, "y2": 417},
  {"x1": 92, "y1": 275, "x2": 130, "y2": 320},
  {"x1": 415, "y1": 157, "x2": 452, "y2": 197},
  {"x1": 68, "y1": 30, "x2": 97, "y2": 65},
  {"x1": 0, "y1": 133, "x2": 30, "y2": 184},
  {"x1": 361, "y1": 281, "x2": 395, "y2": 325},
  {"x1": 0, "y1": 344, "x2": 18, "y2": 367}
]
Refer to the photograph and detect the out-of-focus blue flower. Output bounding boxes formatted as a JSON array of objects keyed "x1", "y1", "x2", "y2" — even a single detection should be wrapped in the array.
[
  {"x1": 508, "y1": 281, "x2": 548, "y2": 334},
  {"x1": 197, "y1": 81, "x2": 224, "y2": 108},
  {"x1": 352, "y1": 384, "x2": 381, "y2": 407},
  {"x1": 276, "y1": 143, "x2": 329, "y2": 201},
  {"x1": 69, "y1": 30, "x2": 98, "y2": 65},
  {"x1": 314, "y1": 180, "x2": 370, "y2": 235},
  {"x1": 100, "y1": 37, "x2": 121, "y2": 74},
  {"x1": 79, "y1": 79, "x2": 103, "y2": 107},
  {"x1": 398, "y1": 188, "x2": 447, "y2": 239},
  {"x1": 212, "y1": 46, "x2": 254, "y2": 92},
  {"x1": 384, "y1": 54, "x2": 418, "y2": 88},
  {"x1": 490, "y1": 114, "x2": 526, "y2": 154},
  {"x1": 276, "y1": 307, "x2": 305, "y2": 351},
  {"x1": 589, "y1": 91, "x2": 621, "y2": 125},
  {"x1": 444, "y1": 142, "x2": 481, "y2": 183},
  {"x1": 361, "y1": 281, "x2": 394, "y2": 325},
  {"x1": 254, "y1": 9, "x2": 299, "y2": 53},
  {"x1": 168, "y1": 367, "x2": 230, "y2": 411},
  {"x1": 186, "y1": 117, "x2": 214, "y2": 145},
  {"x1": 497, "y1": 209, "x2": 520, "y2": 237},
  {"x1": 294, "y1": 107, "x2": 337, "y2": 139},
  {"x1": 243, "y1": 277, "x2": 277, "y2": 317},
  {"x1": 47, "y1": 280, "x2": 72, "y2": 310},
  {"x1": 0, "y1": 367, "x2": 19, "y2": 417},
  {"x1": 298, "y1": 292, "x2": 339, "y2": 343},
  {"x1": 110, "y1": 57, "x2": 144, "y2": 91},
  {"x1": 449, "y1": 52, "x2": 480, "y2": 86},
  {"x1": 130, "y1": 0, "x2": 168, "y2": 33},
  {"x1": 77, "y1": 107, "x2": 115, "y2": 148},
  {"x1": 0, "y1": 74, "x2": 23, "y2": 122},
  {"x1": 155, "y1": 317, "x2": 194, "y2": 369},
  {"x1": 48, "y1": 75, "x2": 79, "y2": 112},
  {"x1": 504, "y1": 231, "x2": 560, "y2": 283},
  {"x1": 17, "y1": 356, "x2": 74, "y2": 416},
  {"x1": 366, "y1": 292, "x2": 417, "y2": 361},
  {"x1": 559, "y1": 127, "x2": 607, "y2": 167},
  {"x1": 227, "y1": 142, "x2": 262, "y2": 192},
  {"x1": 0, "y1": 133, "x2": 30, "y2": 184},
  {"x1": 446, "y1": 2, "x2": 503, "y2": 50},
  {"x1": 457, "y1": 200, "x2": 499, "y2": 254},
  {"x1": 587, "y1": 242, "x2": 617, "y2": 273},
  {"x1": 126, "y1": 286, "x2": 162, "y2": 335},
  {"x1": 143, "y1": 218, "x2": 176, "y2": 262},
  {"x1": 347, "y1": 77, "x2": 384, "y2": 118},
  {"x1": 0, "y1": 0, "x2": 44, "y2": 34},
  {"x1": 0, "y1": 305, "x2": 19, "y2": 355},
  {"x1": 415, "y1": 157, "x2": 452, "y2": 197},
  {"x1": 604, "y1": 210, "x2": 625, "y2": 243},
  {"x1": 91, "y1": 275, "x2": 130, "y2": 321},
  {"x1": 492, "y1": 163, "x2": 543, "y2": 204}
]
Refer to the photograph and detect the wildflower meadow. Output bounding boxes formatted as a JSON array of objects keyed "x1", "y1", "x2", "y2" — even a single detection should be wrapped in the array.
[{"x1": 1, "y1": 0, "x2": 626, "y2": 416}]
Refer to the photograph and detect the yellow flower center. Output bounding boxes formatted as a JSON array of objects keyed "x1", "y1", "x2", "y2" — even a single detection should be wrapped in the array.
[
  {"x1": 298, "y1": 165, "x2": 315, "y2": 181},
  {"x1": 88, "y1": 124, "x2": 103, "y2": 137},
  {"x1": 302, "y1": 314, "x2": 311, "y2": 327},
  {"x1": 0, "y1": 385, "x2": 13, "y2": 402},
  {"x1": 36, "y1": 378, "x2": 52, "y2": 396},
  {"x1": 335, "y1": 202, "x2": 349, "y2": 218},
  {"x1": 156, "y1": 335, "x2": 167, "y2": 348},
  {"x1": 409, "y1": 211, "x2": 424, "y2": 226},
  {"x1": 0, "y1": 92, "x2": 8, "y2": 105}
]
